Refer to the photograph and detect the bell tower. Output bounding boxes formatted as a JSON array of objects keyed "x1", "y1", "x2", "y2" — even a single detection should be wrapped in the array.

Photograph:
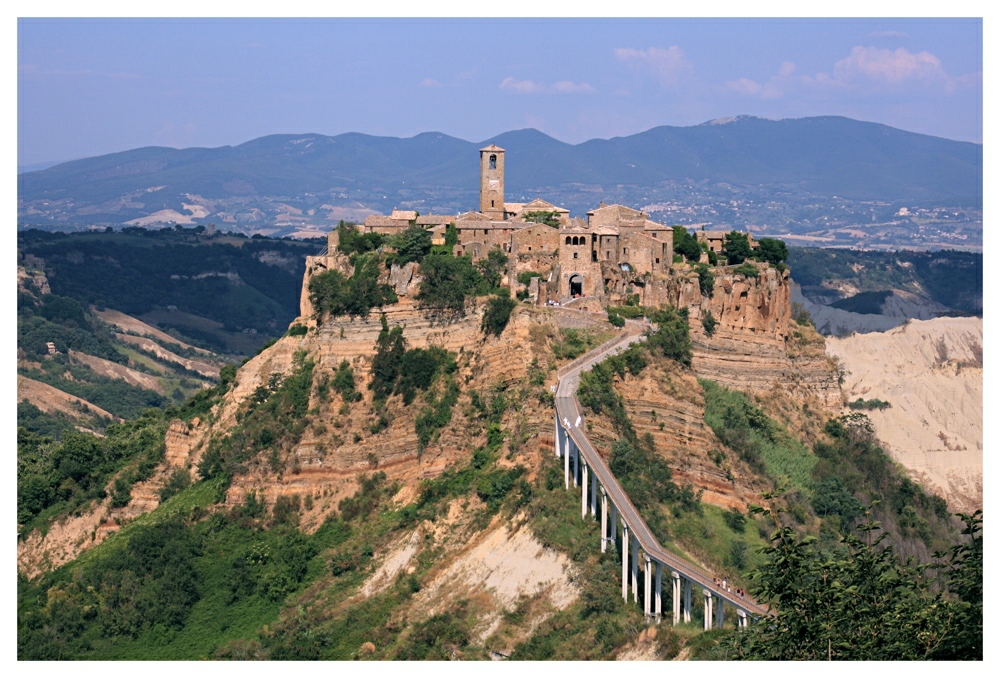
[{"x1": 479, "y1": 144, "x2": 505, "y2": 219}]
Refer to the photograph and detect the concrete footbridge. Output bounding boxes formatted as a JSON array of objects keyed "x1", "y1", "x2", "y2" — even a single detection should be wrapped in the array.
[{"x1": 554, "y1": 318, "x2": 767, "y2": 629}]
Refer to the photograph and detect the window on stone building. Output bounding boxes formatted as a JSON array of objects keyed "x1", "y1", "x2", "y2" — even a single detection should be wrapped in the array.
[
  {"x1": 623, "y1": 247, "x2": 628, "y2": 255},
  {"x1": 565, "y1": 236, "x2": 572, "y2": 245},
  {"x1": 490, "y1": 154, "x2": 497, "y2": 169},
  {"x1": 573, "y1": 252, "x2": 578, "y2": 259},
  {"x1": 655, "y1": 258, "x2": 660, "y2": 264}
]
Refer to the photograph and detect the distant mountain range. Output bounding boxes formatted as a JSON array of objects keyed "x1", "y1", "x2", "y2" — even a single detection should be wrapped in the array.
[{"x1": 18, "y1": 116, "x2": 983, "y2": 245}]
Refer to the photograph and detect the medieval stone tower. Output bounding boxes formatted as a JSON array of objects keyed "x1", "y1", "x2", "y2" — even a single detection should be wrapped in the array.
[{"x1": 479, "y1": 144, "x2": 505, "y2": 219}]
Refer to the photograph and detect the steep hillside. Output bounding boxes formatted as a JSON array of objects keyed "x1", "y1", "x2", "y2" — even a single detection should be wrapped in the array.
[{"x1": 826, "y1": 317, "x2": 982, "y2": 513}]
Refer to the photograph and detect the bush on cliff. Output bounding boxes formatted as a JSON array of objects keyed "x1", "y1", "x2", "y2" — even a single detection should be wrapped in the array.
[
  {"x1": 672, "y1": 226, "x2": 702, "y2": 262},
  {"x1": 335, "y1": 221, "x2": 384, "y2": 256},
  {"x1": 647, "y1": 306, "x2": 692, "y2": 367},
  {"x1": 308, "y1": 253, "x2": 397, "y2": 322},
  {"x1": 723, "y1": 231, "x2": 752, "y2": 265},
  {"x1": 481, "y1": 294, "x2": 517, "y2": 337}
]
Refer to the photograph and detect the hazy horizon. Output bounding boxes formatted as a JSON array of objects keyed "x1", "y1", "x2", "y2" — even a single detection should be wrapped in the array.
[{"x1": 18, "y1": 18, "x2": 982, "y2": 168}]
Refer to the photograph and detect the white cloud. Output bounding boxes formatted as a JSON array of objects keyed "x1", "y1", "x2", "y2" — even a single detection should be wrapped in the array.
[
  {"x1": 420, "y1": 78, "x2": 442, "y2": 88},
  {"x1": 833, "y1": 46, "x2": 945, "y2": 84},
  {"x1": 725, "y1": 77, "x2": 763, "y2": 96},
  {"x1": 551, "y1": 80, "x2": 596, "y2": 94},
  {"x1": 725, "y1": 62, "x2": 796, "y2": 99},
  {"x1": 499, "y1": 77, "x2": 594, "y2": 94},
  {"x1": 500, "y1": 77, "x2": 546, "y2": 93},
  {"x1": 614, "y1": 46, "x2": 691, "y2": 86}
]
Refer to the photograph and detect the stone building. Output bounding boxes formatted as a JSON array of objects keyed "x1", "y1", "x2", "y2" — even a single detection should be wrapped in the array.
[{"x1": 345, "y1": 144, "x2": 692, "y2": 304}]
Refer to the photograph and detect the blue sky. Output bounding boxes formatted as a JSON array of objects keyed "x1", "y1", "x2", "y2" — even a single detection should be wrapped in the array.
[{"x1": 17, "y1": 17, "x2": 982, "y2": 166}]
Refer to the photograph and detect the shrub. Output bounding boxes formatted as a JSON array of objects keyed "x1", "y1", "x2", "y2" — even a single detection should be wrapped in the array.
[
  {"x1": 308, "y1": 253, "x2": 397, "y2": 322},
  {"x1": 332, "y1": 360, "x2": 361, "y2": 403},
  {"x1": 417, "y1": 254, "x2": 480, "y2": 312},
  {"x1": 701, "y1": 310, "x2": 718, "y2": 337},
  {"x1": 390, "y1": 225, "x2": 433, "y2": 265},
  {"x1": 648, "y1": 307, "x2": 692, "y2": 366},
  {"x1": 723, "y1": 507, "x2": 746, "y2": 533},
  {"x1": 522, "y1": 210, "x2": 561, "y2": 227},
  {"x1": 733, "y1": 262, "x2": 759, "y2": 278},
  {"x1": 607, "y1": 312, "x2": 625, "y2": 328},
  {"x1": 158, "y1": 468, "x2": 192, "y2": 502},
  {"x1": 727, "y1": 539, "x2": 748, "y2": 570},
  {"x1": 336, "y1": 220, "x2": 384, "y2": 255},
  {"x1": 286, "y1": 323, "x2": 307, "y2": 337},
  {"x1": 517, "y1": 271, "x2": 546, "y2": 286},
  {"x1": 481, "y1": 294, "x2": 517, "y2": 337},
  {"x1": 694, "y1": 263, "x2": 715, "y2": 297},
  {"x1": 848, "y1": 397, "x2": 891, "y2": 411}
]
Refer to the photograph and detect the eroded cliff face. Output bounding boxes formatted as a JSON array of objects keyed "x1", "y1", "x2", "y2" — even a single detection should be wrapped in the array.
[
  {"x1": 826, "y1": 317, "x2": 983, "y2": 512},
  {"x1": 209, "y1": 301, "x2": 562, "y2": 530},
  {"x1": 636, "y1": 265, "x2": 840, "y2": 408}
]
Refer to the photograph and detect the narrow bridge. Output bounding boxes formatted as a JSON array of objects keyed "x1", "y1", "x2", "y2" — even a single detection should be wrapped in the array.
[{"x1": 554, "y1": 318, "x2": 767, "y2": 630}]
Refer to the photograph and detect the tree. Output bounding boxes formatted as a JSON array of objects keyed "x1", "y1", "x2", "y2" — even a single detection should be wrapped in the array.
[
  {"x1": 648, "y1": 307, "x2": 692, "y2": 366},
  {"x1": 754, "y1": 237, "x2": 789, "y2": 266},
  {"x1": 694, "y1": 263, "x2": 714, "y2": 297},
  {"x1": 720, "y1": 497, "x2": 982, "y2": 661},
  {"x1": 723, "y1": 231, "x2": 752, "y2": 265},
  {"x1": 391, "y1": 225, "x2": 433, "y2": 265},
  {"x1": 369, "y1": 315, "x2": 407, "y2": 401},
  {"x1": 477, "y1": 247, "x2": 509, "y2": 293},
  {"x1": 444, "y1": 223, "x2": 459, "y2": 248},
  {"x1": 417, "y1": 254, "x2": 480, "y2": 313},
  {"x1": 672, "y1": 226, "x2": 701, "y2": 262},
  {"x1": 481, "y1": 295, "x2": 517, "y2": 337}
]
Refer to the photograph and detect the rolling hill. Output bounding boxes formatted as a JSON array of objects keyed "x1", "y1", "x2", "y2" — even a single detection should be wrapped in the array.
[{"x1": 19, "y1": 116, "x2": 982, "y2": 239}]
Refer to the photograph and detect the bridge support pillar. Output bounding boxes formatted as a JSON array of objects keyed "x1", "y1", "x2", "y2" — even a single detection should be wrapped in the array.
[
  {"x1": 600, "y1": 491, "x2": 608, "y2": 553},
  {"x1": 631, "y1": 533, "x2": 639, "y2": 604},
  {"x1": 564, "y1": 435, "x2": 570, "y2": 490},
  {"x1": 643, "y1": 556, "x2": 652, "y2": 620},
  {"x1": 554, "y1": 413, "x2": 560, "y2": 458},
  {"x1": 610, "y1": 504, "x2": 618, "y2": 548},
  {"x1": 654, "y1": 562, "x2": 662, "y2": 623},
  {"x1": 672, "y1": 571, "x2": 681, "y2": 625},
  {"x1": 581, "y1": 462, "x2": 588, "y2": 519},
  {"x1": 683, "y1": 579, "x2": 692, "y2": 623},
  {"x1": 621, "y1": 525, "x2": 629, "y2": 601},
  {"x1": 715, "y1": 595, "x2": 725, "y2": 629},
  {"x1": 737, "y1": 609, "x2": 747, "y2": 632},
  {"x1": 590, "y1": 473, "x2": 597, "y2": 517},
  {"x1": 573, "y1": 444, "x2": 578, "y2": 488},
  {"x1": 703, "y1": 589, "x2": 713, "y2": 631}
]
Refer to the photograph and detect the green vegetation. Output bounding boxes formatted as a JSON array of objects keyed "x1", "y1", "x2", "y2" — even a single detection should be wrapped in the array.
[
  {"x1": 830, "y1": 290, "x2": 893, "y2": 315},
  {"x1": 722, "y1": 231, "x2": 752, "y2": 265},
  {"x1": 694, "y1": 263, "x2": 714, "y2": 297},
  {"x1": 334, "y1": 220, "x2": 384, "y2": 256},
  {"x1": 17, "y1": 409, "x2": 170, "y2": 535},
  {"x1": 787, "y1": 247, "x2": 982, "y2": 315},
  {"x1": 701, "y1": 379, "x2": 815, "y2": 494},
  {"x1": 331, "y1": 360, "x2": 361, "y2": 403},
  {"x1": 701, "y1": 310, "x2": 718, "y2": 337},
  {"x1": 16, "y1": 400, "x2": 88, "y2": 439},
  {"x1": 647, "y1": 307, "x2": 692, "y2": 367},
  {"x1": 732, "y1": 262, "x2": 759, "y2": 278},
  {"x1": 308, "y1": 252, "x2": 398, "y2": 322},
  {"x1": 551, "y1": 328, "x2": 609, "y2": 361},
  {"x1": 753, "y1": 237, "x2": 789, "y2": 266},
  {"x1": 521, "y1": 210, "x2": 561, "y2": 227},
  {"x1": 848, "y1": 397, "x2": 891, "y2": 410},
  {"x1": 481, "y1": 294, "x2": 517, "y2": 337},
  {"x1": 710, "y1": 502, "x2": 982, "y2": 660},
  {"x1": 672, "y1": 226, "x2": 702, "y2": 262},
  {"x1": 388, "y1": 225, "x2": 432, "y2": 266},
  {"x1": 17, "y1": 482, "x2": 351, "y2": 659},
  {"x1": 368, "y1": 316, "x2": 456, "y2": 408},
  {"x1": 199, "y1": 351, "x2": 314, "y2": 483},
  {"x1": 286, "y1": 323, "x2": 308, "y2": 337},
  {"x1": 606, "y1": 310, "x2": 625, "y2": 327},
  {"x1": 18, "y1": 292, "x2": 124, "y2": 362},
  {"x1": 18, "y1": 228, "x2": 319, "y2": 346},
  {"x1": 415, "y1": 247, "x2": 510, "y2": 313}
]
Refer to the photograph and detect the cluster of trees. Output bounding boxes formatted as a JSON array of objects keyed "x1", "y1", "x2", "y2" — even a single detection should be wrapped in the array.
[
  {"x1": 416, "y1": 247, "x2": 508, "y2": 314},
  {"x1": 521, "y1": 210, "x2": 561, "y2": 227},
  {"x1": 18, "y1": 229, "x2": 314, "y2": 337},
  {"x1": 308, "y1": 253, "x2": 398, "y2": 322},
  {"x1": 722, "y1": 504, "x2": 982, "y2": 660},
  {"x1": 669, "y1": 226, "x2": 788, "y2": 270},
  {"x1": 17, "y1": 409, "x2": 169, "y2": 532},
  {"x1": 369, "y1": 316, "x2": 456, "y2": 406}
]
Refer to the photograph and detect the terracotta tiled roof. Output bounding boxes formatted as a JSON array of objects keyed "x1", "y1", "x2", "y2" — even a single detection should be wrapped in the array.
[{"x1": 480, "y1": 144, "x2": 505, "y2": 152}]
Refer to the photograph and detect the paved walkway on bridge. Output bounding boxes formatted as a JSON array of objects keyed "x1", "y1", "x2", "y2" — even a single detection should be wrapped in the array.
[{"x1": 553, "y1": 317, "x2": 769, "y2": 621}]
